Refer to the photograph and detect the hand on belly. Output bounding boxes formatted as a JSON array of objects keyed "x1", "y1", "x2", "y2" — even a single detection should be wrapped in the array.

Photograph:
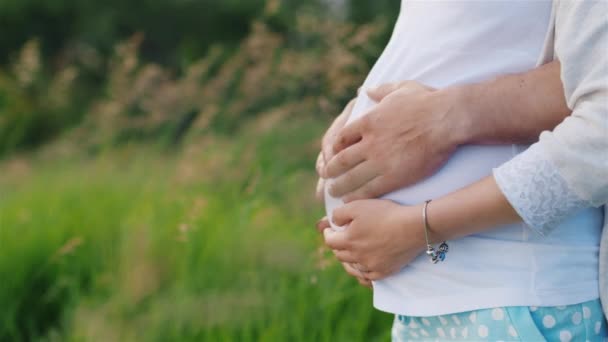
[
  {"x1": 321, "y1": 80, "x2": 463, "y2": 203},
  {"x1": 322, "y1": 199, "x2": 427, "y2": 281}
]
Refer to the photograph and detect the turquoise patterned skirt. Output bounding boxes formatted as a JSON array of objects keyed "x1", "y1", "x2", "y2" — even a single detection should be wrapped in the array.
[{"x1": 392, "y1": 299, "x2": 607, "y2": 341}]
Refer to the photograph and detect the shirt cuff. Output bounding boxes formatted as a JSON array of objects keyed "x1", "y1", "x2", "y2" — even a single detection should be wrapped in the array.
[{"x1": 493, "y1": 144, "x2": 588, "y2": 236}]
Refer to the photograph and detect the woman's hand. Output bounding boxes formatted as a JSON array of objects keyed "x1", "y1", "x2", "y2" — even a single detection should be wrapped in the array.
[
  {"x1": 316, "y1": 216, "x2": 372, "y2": 288},
  {"x1": 319, "y1": 177, "x2": 525, "y2": 284},
  {"x1": 323, "y1": 81, "x2": 467, "y2": 202},
  {"x1": 322, "y1": 199, "x2": 427, "y2": 281}
]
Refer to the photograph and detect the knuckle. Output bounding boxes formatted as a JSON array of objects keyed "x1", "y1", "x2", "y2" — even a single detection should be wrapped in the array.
[
  {"x1": 336, "y1": 153, "x2": 349, "y2": 168},
  {"x1": 368, "y1": 114, "x2": 381, "y2": 130},
  {"x1": 384, "y1": 83, "x2": 397, "y2": 93},
  {"x1": 366, "y1": 260, "x2": 376, "y2": 271},
  {"x1": 345, "y1": 193, "x2": 362, "y2": 203},
  {"x1": 343, "y1": 240, "x2": 354, "y2": 252},
  {"x1": 341, "y1": 252, "x2": 352, "y2": 262},
  {"x1": 357, "y1": 187, "x2": 374, "y2": 200},
  {"x1": 359, "y1": 257, "x2": 370, "y2": 269},
  {"x1": 361, "y1": 187, "x2": 373, "y2": 198},
  {"x1": 343, "y1": 229, "x2": 355, "y2": 243},
  {"x1": 326, "y1": 161, "x2": 338, "y2": 177},
  {"x1": 328, "y1": 183, "x2": 341, "y2": 198},
  {"x1": 360, "y1": 116, "x2": 372, "y2": 131},
  {"x1": 368, "y1": 257, "x2": 381, "y2": 270},
  {"x1": 369, "y1": 273, "x2": 382, "y2": 281},
  {"x1": 341, "y1": 172, "x2": 355, "y2": 187},
  {"x1": 336, "y1": 133, "x2": 348, "y2": 147}
]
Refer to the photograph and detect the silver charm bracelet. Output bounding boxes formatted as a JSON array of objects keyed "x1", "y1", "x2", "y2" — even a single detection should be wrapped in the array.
[{"x1": 422, "y1": 200, "x2": 449, "y2": 263}]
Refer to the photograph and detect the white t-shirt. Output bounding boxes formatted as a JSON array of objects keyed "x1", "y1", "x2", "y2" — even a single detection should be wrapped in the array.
[{"x1": 325, "y1": 0, "x2": 602, "y2": 316}]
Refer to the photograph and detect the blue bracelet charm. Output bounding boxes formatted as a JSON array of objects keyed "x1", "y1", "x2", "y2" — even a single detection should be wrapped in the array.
[{"x1": 426, "y1": 242, "x2": 448, "y2": 263}]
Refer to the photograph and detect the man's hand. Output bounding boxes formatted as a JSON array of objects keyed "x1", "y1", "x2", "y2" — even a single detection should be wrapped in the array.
[
  {"x1": 316, "y1": 216, "x2": 372, "y2": 288},
  {"x1": 315, "y1": 99, "x2": 357, "y2": 200},
  {"x1": 323, "y1": 199, "x2": 426, "y2": 281},
  {"x1": 324, "y1": 81, "x2": 466, "y2": 202}
]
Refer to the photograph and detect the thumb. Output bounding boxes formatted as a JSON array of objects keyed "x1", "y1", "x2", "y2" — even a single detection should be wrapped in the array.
[
  {"x1": 332, "y1": 203, "x2": 356, "y2": 227},
  {"x1": 315, "y1": 216, "x2": 330, "y2": 233},
  {"x1": 367, "y1": 83, "x2": 400, "y2": 102}
]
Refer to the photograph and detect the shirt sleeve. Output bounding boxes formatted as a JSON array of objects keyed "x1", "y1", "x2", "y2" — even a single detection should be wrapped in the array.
[
  {"x1": 493, "y1": 145, "x2": 588, "y2": 236},
  {"x1": 493, "y1": 0, "x2": 608, "y2": 236}
]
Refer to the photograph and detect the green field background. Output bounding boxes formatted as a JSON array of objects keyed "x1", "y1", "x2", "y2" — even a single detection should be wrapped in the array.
[{"x1": 0, "y1": 0, "x2": 397, "y2": 340}]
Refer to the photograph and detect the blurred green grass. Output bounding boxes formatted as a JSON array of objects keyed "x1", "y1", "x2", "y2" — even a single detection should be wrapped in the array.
[
  {"x1": 0, "y1": 2, "x2": 398, "y2": 340},
  {"x1": 0, "y1": 117, "x2": 392, "y2": 341}
]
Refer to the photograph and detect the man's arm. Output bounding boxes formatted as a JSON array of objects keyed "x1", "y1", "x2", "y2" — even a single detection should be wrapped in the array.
[
  {"x1": 450, "y1": 60, "x2": 570, "y2": 145},
  {"x1": 322, "y1": 61, "x2": 571, "y2": 201}
]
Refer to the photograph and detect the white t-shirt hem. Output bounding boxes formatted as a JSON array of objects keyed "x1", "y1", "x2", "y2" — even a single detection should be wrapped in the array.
[{"x1": 373, "y1": 284, "x2": 600, "y2": 317}]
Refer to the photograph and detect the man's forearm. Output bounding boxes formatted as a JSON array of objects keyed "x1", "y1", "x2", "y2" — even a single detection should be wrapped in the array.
[{"x1": 444, "y1": 61, "x2": 570, "y2": 146}]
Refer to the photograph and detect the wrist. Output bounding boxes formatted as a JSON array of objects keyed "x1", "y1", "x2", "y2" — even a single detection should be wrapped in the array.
[
  {"x1": 395, "y1": 204, "x2": 429, "y2": 253},
  {"x1": 424, "y1": 176, "x2": 522, "y2": 243},
  {"x1": 424, "y1": 199, "x2": 452, "y2": 243},
  {"x1": 420, "y1": 200, "x2": 451, "y2": 263},
  {"x1": 436, "y1": 83, "x2": 482, "y2": 146}
]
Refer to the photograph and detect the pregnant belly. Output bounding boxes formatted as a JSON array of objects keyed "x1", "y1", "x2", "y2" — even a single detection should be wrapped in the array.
[{"x1": 325, "y1": 144, "x2": 520, "y2": 230}]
